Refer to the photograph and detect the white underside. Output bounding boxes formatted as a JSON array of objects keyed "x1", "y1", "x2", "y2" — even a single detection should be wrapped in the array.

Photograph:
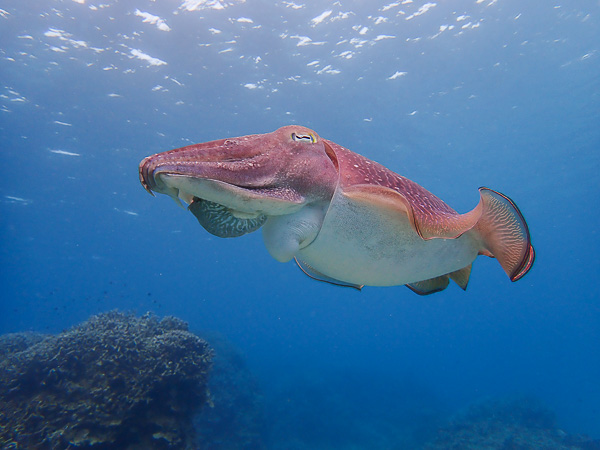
[
  {"x1": 158, "y1": 174, "x2": 304, "y2": 215},
  {"x1": 297, "y1": 189, "x2": 480, "y2": 286}
]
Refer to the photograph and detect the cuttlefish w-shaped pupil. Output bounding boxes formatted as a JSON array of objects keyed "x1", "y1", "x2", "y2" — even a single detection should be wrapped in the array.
[
  {"x1": 189, "y1": 198, "x2": 267, "y2": 238},
  {"x1": 292, "y1": 133, "x2": 314, "y2": 142}
]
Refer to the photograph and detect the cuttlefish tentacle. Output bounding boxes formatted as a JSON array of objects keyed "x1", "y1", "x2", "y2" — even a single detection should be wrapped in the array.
[{"x1": 139, "y1": 125, "x2": 534, "y2": 294}]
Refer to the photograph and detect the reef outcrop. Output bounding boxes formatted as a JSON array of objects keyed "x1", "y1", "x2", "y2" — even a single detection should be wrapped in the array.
[
  {"x1": 0, "y1": 311, "x2": 213, "y2": 449},
  {"x1": 425, "y1": 396, "x2": 600, "y2": 449},
  {"x1": 194, "y1": 332, "x2": 266, "y2": 449}
]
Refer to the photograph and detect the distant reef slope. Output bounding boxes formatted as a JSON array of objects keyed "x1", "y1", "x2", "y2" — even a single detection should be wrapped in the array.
[
  {"x1": 0, "y1": 311, "x2": 213, "y2": 449},
  {"x1": 426, "y1": 396, "x2": 600, "y2": 450}
]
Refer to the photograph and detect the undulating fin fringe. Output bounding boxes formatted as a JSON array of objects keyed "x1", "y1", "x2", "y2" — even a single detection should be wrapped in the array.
[
  {"x1": 448, "y1": 264, "x2": 472, "y2": 290},
  {"x1": 474, "y1": 187, "x2": 535, "y2": 281},
  {"x1": 406, "y1": 275, "x2": 450, "y2": 295},
  {"x1": 294, "y1": 257, "x2": 364, "y2": 290}
]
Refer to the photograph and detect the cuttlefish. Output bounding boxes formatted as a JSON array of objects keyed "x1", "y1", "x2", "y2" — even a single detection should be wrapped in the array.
[{"x1": 139, "y1": 126, "x2": 534, "y2": 294}]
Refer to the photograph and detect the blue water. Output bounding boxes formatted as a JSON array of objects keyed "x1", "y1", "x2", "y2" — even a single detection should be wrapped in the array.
[{"x1": 1, "y1": 0, "x2": 599, "y2": 445}]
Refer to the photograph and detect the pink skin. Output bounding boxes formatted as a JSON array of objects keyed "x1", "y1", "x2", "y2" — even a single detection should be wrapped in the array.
[
  {"x1": 139, "y1": 125, "x2": 534, "y2": 286},
  {"x1": 139, "y1": 126, "x2": 339, "y2": 208}
]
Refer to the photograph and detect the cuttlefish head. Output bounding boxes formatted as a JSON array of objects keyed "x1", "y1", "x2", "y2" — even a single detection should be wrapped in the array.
[{"x1": 139, "y1": 126, "x2": 339, "y2": 222}]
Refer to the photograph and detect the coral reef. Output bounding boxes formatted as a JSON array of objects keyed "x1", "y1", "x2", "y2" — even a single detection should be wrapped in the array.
[
  {"x1": 425, "y1": 396, "x2": 600, "y2": 450},
  {"x1": 0, "y1": 311, "x2": 213, "y2": 449},
  {"x1": 0, "y1": 331, "x2": 46, "y2": 360},
  {"x1": 194, "y1": 332, "x2": 266, "y2": 449}
]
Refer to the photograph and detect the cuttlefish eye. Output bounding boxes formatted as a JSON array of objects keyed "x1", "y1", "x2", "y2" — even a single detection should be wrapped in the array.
[{"x1": 291, "y1": 132, "x2": 316, "y2": 143}]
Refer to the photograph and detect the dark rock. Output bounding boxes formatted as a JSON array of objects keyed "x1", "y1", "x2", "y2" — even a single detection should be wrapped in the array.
[{"x1": 0, "y1": 311, "x2": 213, "y2": 449}]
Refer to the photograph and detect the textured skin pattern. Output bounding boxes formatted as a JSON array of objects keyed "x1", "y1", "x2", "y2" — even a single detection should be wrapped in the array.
[
  {"x1": 476, "y1": 189, "x2": 535, "y2": 281},
  {"x1": 189, "y1": 198, "x2": 267, "y2": 238},
  {"x1": 327, "y1": 140, "x2": 456, "y2": 216},
  {"x1": 324, "y1": 140, "x2": 481, "y2": 239}
]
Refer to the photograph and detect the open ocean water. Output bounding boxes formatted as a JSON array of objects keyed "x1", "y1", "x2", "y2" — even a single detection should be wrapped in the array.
[{"x1": 1, "y1": 0, "x2": 599, "y2": 448}]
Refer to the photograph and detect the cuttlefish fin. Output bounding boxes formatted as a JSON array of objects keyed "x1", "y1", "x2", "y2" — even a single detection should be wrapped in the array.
[
  {"x1": 406, "y1": 275, "x2": 450, "y2": 295},
  {"x1": 448, "y1": 264, "x2": 472, "y2": 290},
  {"x1": 344, "y1": 185, "x2": 534, "y2": 282},
  {"x1": 407, "y1": 264, "x2": 472, "y2": 295},
  {"x1": 417, "y1": 187, "x2": 534, "y2": 282},
  {"x1": 295, "y1": 258, "x2": 364, "y2": 290},
  {"x1": 474, "y1": 188, "x2": 535, "y2": 281}
]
